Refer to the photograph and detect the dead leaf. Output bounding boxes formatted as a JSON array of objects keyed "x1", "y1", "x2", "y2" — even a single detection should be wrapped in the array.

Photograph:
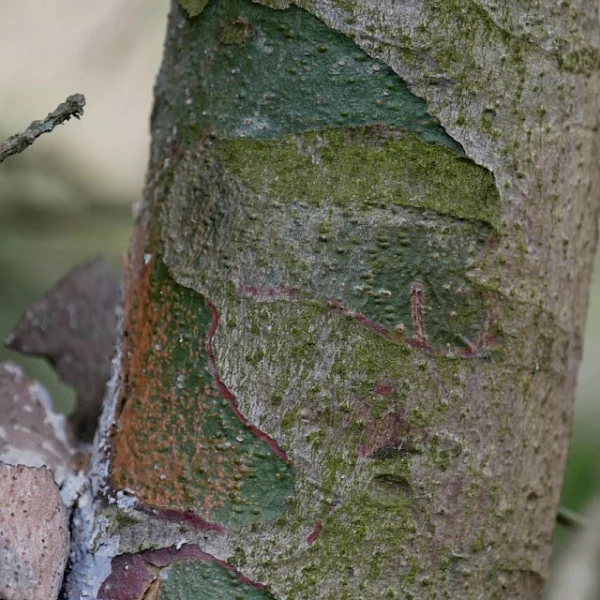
[{"x1": 5, "y1": 256, "x2": 120, "y2": 442}]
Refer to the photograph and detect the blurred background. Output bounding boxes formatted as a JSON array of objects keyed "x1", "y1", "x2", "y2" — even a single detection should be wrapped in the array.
[
  {"x1": 0, "y1": 0, "x2": 598, "y2": 594},
  {"x1": 0, "y1": 0, "x2": 168, "y2": 409}
]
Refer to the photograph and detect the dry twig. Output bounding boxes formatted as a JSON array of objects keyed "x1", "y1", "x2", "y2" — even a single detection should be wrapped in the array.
[{"x1": 0, "y1": 93, "x2": 85, "y2": 163}]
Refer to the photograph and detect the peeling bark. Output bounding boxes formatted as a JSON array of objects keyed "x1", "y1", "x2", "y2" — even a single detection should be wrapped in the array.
[{"x1": 65, "y1": 1, "x2": 600, "y2": 598}]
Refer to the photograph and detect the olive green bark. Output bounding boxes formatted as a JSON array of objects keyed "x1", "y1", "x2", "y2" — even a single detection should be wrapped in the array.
[{"x1": 67, "y1": 0, "x2": 600, "y2": 598}]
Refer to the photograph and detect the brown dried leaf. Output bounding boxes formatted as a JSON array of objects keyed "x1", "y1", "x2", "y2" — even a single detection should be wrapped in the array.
[
  {"x1": 5, "y1": 256, "x2": 120, "y2": 442},
  {"x1": 0, "y1": 362, "x2": 73, "y2": 485},
  {"x1": 0, "y1": 463, "x2": 70, "y2": 600}
]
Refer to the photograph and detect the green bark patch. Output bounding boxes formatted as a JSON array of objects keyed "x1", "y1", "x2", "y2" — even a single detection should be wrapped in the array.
[
  {"x1": 159, "y1": 560, "x2": 275, "y2": 599},
  {"x1": 161, "y1": 0, "x2": 462, "y2": 152},
  {"x1": 163, "y1": 129, "x2": 500, "y2": 348},
  {"x1": 111, "y1": 256, "x2": 294, "y2": 529},
  {"x1": 98, "y1": 545, "x2": 276, "y2": 600}
]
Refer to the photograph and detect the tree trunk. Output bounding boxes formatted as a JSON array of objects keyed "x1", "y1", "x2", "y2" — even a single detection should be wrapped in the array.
[{"x1": 66, "y1": 1, "x2": 600, "y2": 598}]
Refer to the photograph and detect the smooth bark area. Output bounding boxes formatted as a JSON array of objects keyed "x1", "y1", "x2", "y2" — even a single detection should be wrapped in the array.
[{"x1": 65, "y1": 1, "x2": 600, "y2": 598}]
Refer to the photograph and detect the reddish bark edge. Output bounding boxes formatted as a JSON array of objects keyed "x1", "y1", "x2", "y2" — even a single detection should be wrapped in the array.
[
  {"x1": 306, "y1": 521, "x2": 322, "y2": 545},
  {"x1": 205, "y1": 299, "x2": 292, "y2": 465},
  {"x1": 134, "y1": 503, "x2": 226, "y2": 533},
  {"x1": 237, "y1": 282, "x2": 301, "y2": 302},
  {"x1": 238, "y1": 280, "x2": 498, "y2": 358}
]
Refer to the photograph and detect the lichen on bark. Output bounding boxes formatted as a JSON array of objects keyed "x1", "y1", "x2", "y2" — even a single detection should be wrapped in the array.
[{"x1": 69, "y1": 0, "x2": 600, "y2": 598}]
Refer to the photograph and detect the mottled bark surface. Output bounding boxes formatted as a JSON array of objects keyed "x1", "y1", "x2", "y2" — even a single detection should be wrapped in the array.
[
  {"x1": 65, "y1": 1, "x2": 600, "y2": 598},
  {"x1": 0, "y1": 464, "x2": 70, "y2": 600}
]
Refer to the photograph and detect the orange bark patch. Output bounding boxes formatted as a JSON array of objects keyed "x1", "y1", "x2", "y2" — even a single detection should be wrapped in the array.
[{"x1": 110, "y1": 254, "x2": 293, "y2": 528}]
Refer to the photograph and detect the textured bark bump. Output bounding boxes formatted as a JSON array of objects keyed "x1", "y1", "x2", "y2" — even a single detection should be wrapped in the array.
[{"x1": 245, "y1": 0, "x2": 600, "y2": 340}]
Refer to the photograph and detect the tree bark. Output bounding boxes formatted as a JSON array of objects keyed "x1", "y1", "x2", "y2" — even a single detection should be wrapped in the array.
[{"x1": 66, "y1": 1, "x2": 600, "y2": 598}]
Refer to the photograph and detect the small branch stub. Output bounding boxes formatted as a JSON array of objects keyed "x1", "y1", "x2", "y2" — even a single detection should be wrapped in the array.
[
  {"x1": 0, "y1": 94, "x2": 86, "y2": 163},
  {"x1": 557, "y1": 505, "x2": 590, "y2": 530}
]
